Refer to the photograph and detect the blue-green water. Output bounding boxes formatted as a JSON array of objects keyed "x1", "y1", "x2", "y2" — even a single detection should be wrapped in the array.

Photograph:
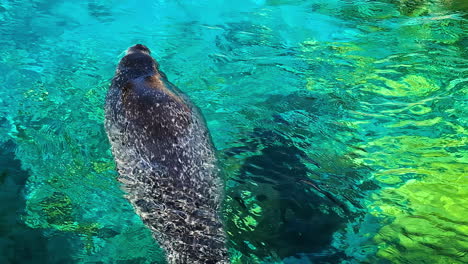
[{"x1": 0, "y1": 0, "x2": 467, "y2": 263}]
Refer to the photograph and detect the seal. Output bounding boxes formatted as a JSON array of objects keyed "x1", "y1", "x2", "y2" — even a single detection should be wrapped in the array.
[{"x1": 104, "y1": 44, "x2": 229, "y2": 264}]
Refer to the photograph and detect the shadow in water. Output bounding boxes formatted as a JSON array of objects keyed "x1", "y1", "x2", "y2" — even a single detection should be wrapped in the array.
[
  {"x1": 0, "y1": 140, "x2": 75, "y2": 264},
  {"x1": 222, "y1": 91, "x2": 375, "y2": 263},
  {"x1": 224, "y1": 129, "x2": 351, "y2": 263}
]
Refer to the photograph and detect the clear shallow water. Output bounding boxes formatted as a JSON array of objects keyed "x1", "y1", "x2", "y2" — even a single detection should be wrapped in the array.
[{"x1": 0, "y1": 0, "x2": 466, "y2": 263}]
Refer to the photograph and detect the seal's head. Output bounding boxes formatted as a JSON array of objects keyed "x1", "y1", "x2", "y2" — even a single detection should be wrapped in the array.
[
  {"x1": 126, "y1": 43, "x2": 151, "y2": 55},
  {"x1": 117, "y1": 44, "x2": 159, "y2": 80}
]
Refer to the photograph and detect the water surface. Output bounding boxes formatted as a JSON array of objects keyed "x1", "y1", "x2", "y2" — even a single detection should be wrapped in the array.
[{"x1": 0, "y1": 0, "x2": 466, "y2": 263}]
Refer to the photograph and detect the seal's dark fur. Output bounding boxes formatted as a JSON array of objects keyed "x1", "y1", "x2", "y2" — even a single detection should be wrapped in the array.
[{"x1": 105, "y1": 44, "x2": 229, "y2": 264}]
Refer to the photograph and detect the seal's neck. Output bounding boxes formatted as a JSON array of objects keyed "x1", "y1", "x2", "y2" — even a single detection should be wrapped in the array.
[
  {"x1": 118, "y1": 67, "x2": 154, "y2": 80},
  {"x1": 112, "y1": 68, "x2": 158, "y2": 89}
]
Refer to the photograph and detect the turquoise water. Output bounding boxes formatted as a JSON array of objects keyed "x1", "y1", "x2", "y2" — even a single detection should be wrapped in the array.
[{"x1": 0, "y1": 0, "x2": 467, "y2": 263}]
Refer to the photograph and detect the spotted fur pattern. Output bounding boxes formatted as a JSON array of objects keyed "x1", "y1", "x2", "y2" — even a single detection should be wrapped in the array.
[{"x1": 104, "y1": 45, "x2": 229, "y2": 264}]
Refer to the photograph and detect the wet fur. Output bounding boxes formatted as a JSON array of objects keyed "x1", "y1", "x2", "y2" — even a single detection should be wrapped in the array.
[{"x1": 105, "y1": 45, "x2": 229, "y2": 264}]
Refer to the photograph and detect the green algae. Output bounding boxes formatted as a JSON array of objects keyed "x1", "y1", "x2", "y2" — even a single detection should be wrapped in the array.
[
  {"x1": 23, "y1": 191, "x2": 101, "y2": 254},
  {"x1": 357, "y1": 113, "x2": 467, "y2": 264},
  {"x1": 297, "y1": 3, "x2": 467, "y2": 259}
]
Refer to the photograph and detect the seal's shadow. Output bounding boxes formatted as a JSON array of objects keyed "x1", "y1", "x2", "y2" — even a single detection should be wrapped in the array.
[
  {"x1": 223, "y1": 130, "x2": 348, "y2": 263},
  {"x1": 221, "y1": 91, "x2": 370, "y2": 263}
]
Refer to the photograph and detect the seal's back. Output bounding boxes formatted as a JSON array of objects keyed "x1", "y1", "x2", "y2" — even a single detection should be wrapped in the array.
[{"x1": 104, "y1": 44, "x2": 229, "y2": 264}]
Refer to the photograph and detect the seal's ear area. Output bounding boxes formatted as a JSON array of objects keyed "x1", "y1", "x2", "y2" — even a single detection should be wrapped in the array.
[
  {"x1": 143, "y1": 75, "x2": 190, "y2": 112},
  {"x1": 144, "y1": 75, "x2": 166, "y2": 91},
  {"x1": 121, "y1": 81, "x2": 133, "y2": 104}
]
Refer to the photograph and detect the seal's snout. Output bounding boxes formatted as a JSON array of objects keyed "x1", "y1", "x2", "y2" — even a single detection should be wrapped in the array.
[{"x1": 127, "y1": 44, "x2": 151, "y2": 55}]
